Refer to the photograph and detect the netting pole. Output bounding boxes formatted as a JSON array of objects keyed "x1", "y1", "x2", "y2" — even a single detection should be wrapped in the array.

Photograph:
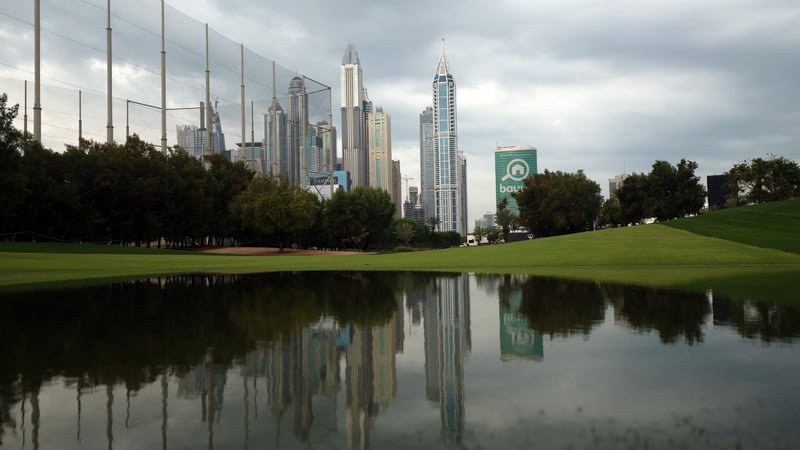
[
  {"x1": 34, "y1": 0, "x2": 41, "y2": 141},
  {"x1": 106, "y1": 0, "x2": 114, "y2": 144},
  {"x1": 240, "y1": 44, "x2": 245, "y2": 165},
  {"x1": 78, "y1": 90, "x2": 83, "y2": 147},
  {"x1": 24, "y1": 80, "x2": 28, "y2": 136},
  {"x1": 204, "y1": 23, "x2": 212, "y2": 166},
  {"x1": 161, "y1": 0, "x2": 167, "y2": 153}
]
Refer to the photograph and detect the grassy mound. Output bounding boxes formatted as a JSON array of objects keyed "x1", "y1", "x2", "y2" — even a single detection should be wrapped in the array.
[
  {"x1": 1, "y1": 201, "x2": 799, "y2": 304},
  {"x1": 663, "y1": 199, "x2": 800, "y2": 254}
]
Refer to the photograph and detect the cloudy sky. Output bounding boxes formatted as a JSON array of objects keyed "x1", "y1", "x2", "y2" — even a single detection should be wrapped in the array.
[{"x1": 2, "y1": 0, "x2": 799, "y2": 226}]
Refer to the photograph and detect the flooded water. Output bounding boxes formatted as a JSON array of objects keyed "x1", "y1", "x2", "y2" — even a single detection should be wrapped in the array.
[{"x1": 1, "y1": 272, "x2": 799, "y2": 449}]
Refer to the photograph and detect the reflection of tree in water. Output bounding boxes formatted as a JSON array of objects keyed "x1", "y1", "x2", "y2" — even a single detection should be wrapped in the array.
[
  {"x1": 712, "y1": 297, "x2": 800, "y2": 344},
  {"x1": 601, "y1": 284, "x2": 710, "y2": 345},
  {"x1": 492, "y1": 275, "x2": 800, "y2": 346},
  {"x1": 517, "y1": 277, "x2": 606, "y2": 338},
  {"x1": 0, "y1": 271, "x2": 426, "y2": 446}
]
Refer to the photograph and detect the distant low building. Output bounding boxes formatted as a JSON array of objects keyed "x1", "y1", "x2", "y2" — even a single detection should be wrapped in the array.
[
  {"x1": 608, "y1": 174, "x2": 628, "y2": 199},
  {"x1": 707, "y1": 175, "x2": 728, "y2": 209}
]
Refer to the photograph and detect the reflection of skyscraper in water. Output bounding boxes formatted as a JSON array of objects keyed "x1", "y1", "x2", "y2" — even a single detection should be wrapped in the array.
[
  {"x1": 176, "y1": 349, "x2": 228, "y2": 445},
  {"x1": 261, "y1": 322, "x2": 341, "y2": 445},
  {"x1": 423, "y1": 275, "x2": 471, "y2": 442},
  {"x1": 345, "y1": 297, "x2": 404, "y2": 450}
]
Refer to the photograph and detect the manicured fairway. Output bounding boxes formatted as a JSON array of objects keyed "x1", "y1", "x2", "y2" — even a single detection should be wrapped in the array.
[{"x1": 2, "y1": 200, "x2": 798, "y2": 303}]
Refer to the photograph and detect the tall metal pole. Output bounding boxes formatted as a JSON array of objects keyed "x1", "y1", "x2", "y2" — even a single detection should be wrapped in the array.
[
  {"x1": 24, "y1": 80, "x2": 28, "y2": 136},
  {"x1": 250, "y1": 100, "x2": 254, "y2": 157},
  {"x1": 240, "y1": 44, "x2": 245, "y2": 164},
  {"x1": 160, "y1": 0, "x2": 167, "y2": 153},
  {"x1": 106, "y1": 0, "x2": 114, "y2": 144},
  {"x1": 79, "y1": 90, "x2": 83, "y2": 147},
  {"x1": 126, "y1": 100, "x2": 130, "y2": 139},
  {"x1": 33, "y1": 0, "x2": 41, "y2": 141},
  {"x1": 204, "y1": 24, "x2": 212, "y2": 163}
]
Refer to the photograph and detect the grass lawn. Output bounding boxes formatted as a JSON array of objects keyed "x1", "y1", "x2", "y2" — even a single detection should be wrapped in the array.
[{"x1": 2, "y1": 200, "x2": 798, "y2": 304}]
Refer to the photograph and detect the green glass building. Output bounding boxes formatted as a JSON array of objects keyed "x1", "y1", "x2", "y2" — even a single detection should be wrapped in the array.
[{"x1": 495, "y1": 145, "x2": 538, "y2": 214}]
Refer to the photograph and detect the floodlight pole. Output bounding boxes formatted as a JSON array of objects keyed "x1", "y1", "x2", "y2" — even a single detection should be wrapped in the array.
[{"x1": 106, "y1": 0, "x2": 114, "y2": 144}]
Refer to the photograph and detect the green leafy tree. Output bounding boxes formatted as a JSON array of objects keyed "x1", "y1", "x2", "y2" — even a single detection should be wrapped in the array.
[
  {"x1": 204, "y1": 153, "x2": 254, "y2": 246},
  {"x1": 514, "y1": 169, "x2": 602, "y2": 237},
  {"x1": 616, "y1": 172, "x2": 649, "y2": 225},
  {"x1": 647, "y1": 159, "x2": 705, "y2": 221},
  {"x1": 724, "y1": 155, "x2": 800, "y2": 205},
  {"x1": 325, "y1": 186, "x2": 395, "y2": 250},
  {"x1": 0, "y1": 93, "x2": 26, "y2": 233},
  {"x1": 597, "y1": 196, "x2": 623, "y2": 228},
  {"x1": 231, "y1": 175, "x2": 319, "y2": 252},
  {"x1": 617, "y1": 160, "x2": 706, "y2": 224}
]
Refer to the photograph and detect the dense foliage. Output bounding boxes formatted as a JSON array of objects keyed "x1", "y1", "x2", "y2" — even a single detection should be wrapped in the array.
[
  {"x1": 724, "y1": 155, "x2": 800, "y2": 206},
  {"x1": 514, "y1": 169, "x2": 603, "y2": 237},
  {"x1": 611, "y1": 159, "x2": 706, "y2": 226}
]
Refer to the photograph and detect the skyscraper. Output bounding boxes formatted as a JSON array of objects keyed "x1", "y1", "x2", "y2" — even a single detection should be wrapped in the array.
[
  {"x1": 419, "y1": 106, "x2": 434, "y2": 221},
  {"x1": 432, "y1": 40, "x2": 465, "y2": 235},
  {"x1": 495, "y1": 145, "x2": 538, "y2": 215},
  {"x1": 287, "y1": 76, "x2": 308, "y2": 186},
  {"x1": 341, "y1": 44, "x2": 368, "y2": 188},
  {"x1": 367, "y1": 107, "x2": 392, "y2": 192},
  {"x1": 392, "y1": 160, "x2": 402, "y2": 218}
]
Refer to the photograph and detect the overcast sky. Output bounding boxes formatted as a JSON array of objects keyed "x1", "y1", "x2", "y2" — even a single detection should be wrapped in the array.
[{"x1": 2, "y1": 0, "x2": 799, "y2": 226}]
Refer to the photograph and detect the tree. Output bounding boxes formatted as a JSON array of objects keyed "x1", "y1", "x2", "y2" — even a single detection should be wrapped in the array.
[
  {"x1": 647, "y1": 159, "x2": 705, "y2": 221},
  {"x1": 204, "y1": 153, "x2": 254, "y2": 246},
  {"x1": 514, "y1": 169, "x2": 602, "y2": 237},
  {"x1": 597, "y1": 196, "x2": 623, "y2": 228},
  {"x1": 231, "y1": 175, "x2": 319, "y2": 252},
  {"x1": 616, "y1": 159, "x2": 706, "y2": 224},
  {"x1": 472, "y1": 225, "x2": 486, "y2": 245},
  {"x1": 616, "y1": 172, "x2": 649, "y2": 225},
  {"x1": 426, "y1": 216, "x2": 440, "y2": 247},
  {"x1": 495, "y1": 197, "x2": 517, "y2": 240},
  {"x1": 0, "y1": 93, "x2": 25, "y2": 233},
  {"x1": 394, "y1": 221, "x2": 416, "y2": 246},
  {"x1": 724, "y1": 155, "x2": 800, "y2": 205},
  {"x1": 324, "y1": 186, "x2": 395, "y2": 250},
  {"x1": 486, "y1": 226, "x2": 500, "y2": 244}
]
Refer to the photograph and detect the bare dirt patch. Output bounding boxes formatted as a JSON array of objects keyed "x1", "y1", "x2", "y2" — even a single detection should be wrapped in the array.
[{"x1": 191, "y1": 246, "x2": 372, "y2": 256}]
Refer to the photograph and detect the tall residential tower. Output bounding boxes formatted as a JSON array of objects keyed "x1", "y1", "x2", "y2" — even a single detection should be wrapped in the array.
[
  {"x1": 419, "y1": 106, "x2": 434, "y2": 221},
  {"x1": 341, "y1": 44, "x2": 368, "y2": 187},
  {"x1": 432, "y1": 40, "x2": 466, "y2": 235}
]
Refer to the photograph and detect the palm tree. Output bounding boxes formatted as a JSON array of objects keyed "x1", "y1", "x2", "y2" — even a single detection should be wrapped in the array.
[
  {"x1": 496, "y1": 198, "x2": 517, "y2": 242},
  {"x1": 426, "y1": 216, "x2": 440, "y2": 247}
]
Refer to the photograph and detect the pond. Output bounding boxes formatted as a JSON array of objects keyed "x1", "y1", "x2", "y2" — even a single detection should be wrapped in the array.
[{"x1": 0, "y1": 272, "x2": 799, "y2": 449}]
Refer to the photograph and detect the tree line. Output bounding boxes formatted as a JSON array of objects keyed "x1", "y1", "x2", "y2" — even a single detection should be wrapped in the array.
[
  {"x1": 494, "y1": 156, "x2": 798, "y2": 239},
  {"x1": 0, "y1": 94, "x2": 461, "y2": 250}
]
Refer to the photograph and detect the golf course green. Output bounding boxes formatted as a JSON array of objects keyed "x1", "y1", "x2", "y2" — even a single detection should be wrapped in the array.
[{"x1": 2, "y1": 200, "x2": 798, "y2": 304}]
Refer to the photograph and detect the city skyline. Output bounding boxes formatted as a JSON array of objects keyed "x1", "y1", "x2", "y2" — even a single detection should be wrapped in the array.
[{"x1": 2, "y1": 0, "x2": 798, "y2": 227}]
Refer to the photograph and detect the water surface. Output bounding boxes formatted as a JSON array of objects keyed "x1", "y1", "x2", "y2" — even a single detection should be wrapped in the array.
[{"x1": 1, "y1": 272, "x2": 798, "y2": 449}]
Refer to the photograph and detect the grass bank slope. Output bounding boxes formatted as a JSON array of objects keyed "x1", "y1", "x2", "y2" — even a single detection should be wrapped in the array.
[
  {"x1": 663, "y1": 199, "x2": 800, "y2": 254},
  {"x1": 2, "y1": 221, "x2": 799, "y2": 297}
]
